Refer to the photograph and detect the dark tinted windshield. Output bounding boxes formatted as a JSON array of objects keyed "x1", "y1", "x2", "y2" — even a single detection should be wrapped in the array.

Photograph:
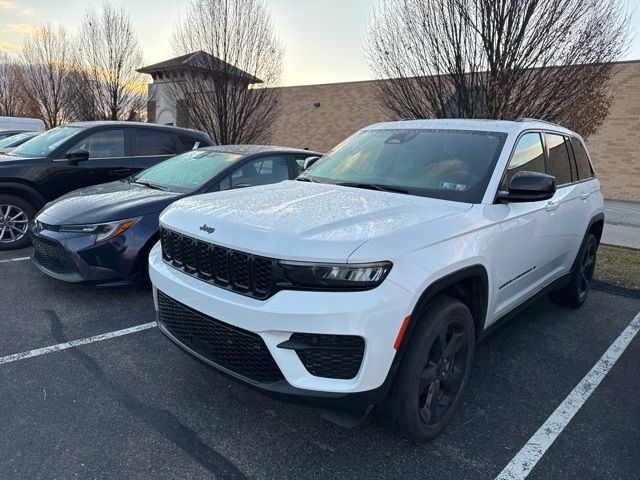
[
  {"x1": 132, "y1": 149, "x2": 241, "y2": 192},
  {"x1": 11, "y1": 126, "x2": 81, "y2": 157},
  {"x1": 305, "y1": 128, "x2": 507, "y2": 203}
]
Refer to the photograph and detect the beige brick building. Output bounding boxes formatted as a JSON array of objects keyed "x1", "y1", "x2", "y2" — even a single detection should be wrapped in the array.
[{"x1": 269, "y1": 60, "x2": 640, "y2": 202}]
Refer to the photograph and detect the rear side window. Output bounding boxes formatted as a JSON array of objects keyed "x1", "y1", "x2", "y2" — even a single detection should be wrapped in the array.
[
  {"x1": 570, "y1": 137, "x2": 594, "y2": 180},
  {"x1": 177, "y1": 135, "x2": 203, "y2": 152},
  {"x1": 545, "y1": 133, "x2": 573, "y2": 186},
  {"x1": 69, "y1": 129, "x2": 125, "y2": 159},
  {"x1": 502, "y1": 132, "x2": 545, "y2": 189},
  {"x1": 136, "y1": 130, "x2": 177, "y2": 156}
]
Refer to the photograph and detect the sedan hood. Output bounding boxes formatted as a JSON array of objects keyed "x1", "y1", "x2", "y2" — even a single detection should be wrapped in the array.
[
  {"x1": 39, "y1": 180, "x2": 183, "y2": 225},
  {"x1": 160, "y1": 180, "x2": 472, "y2": 262}
]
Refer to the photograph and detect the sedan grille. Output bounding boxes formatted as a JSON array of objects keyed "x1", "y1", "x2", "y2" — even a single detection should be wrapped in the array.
[
  {"x1": 161, "y1": 227, "x2": 275, "y2": 299},
  {"x1": 31, "y1": 234, "x2": 79, "y2": 276}
]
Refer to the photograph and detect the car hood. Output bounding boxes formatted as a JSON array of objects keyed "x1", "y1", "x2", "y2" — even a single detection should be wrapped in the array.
[
  {"x1": 160, "y1": 180, "x2": 472, "y2": 262},
  {"x1": 38, "y1": 180, "x2": 184, "y2": 225},
  {"x1": 0, "y1": 153, "x2": 44, "y2": 163}
]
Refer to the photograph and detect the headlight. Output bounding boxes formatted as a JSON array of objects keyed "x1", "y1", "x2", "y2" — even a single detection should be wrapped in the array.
[
  {"x1": 58, "y1": 217, "x2": 142, "y2": 243},
  {"x1": 278, "y1": 261, "x2": 392, "y2": 290}
]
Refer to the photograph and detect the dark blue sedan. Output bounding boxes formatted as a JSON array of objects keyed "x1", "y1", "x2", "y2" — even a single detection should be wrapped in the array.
[{"x1": 29, "y1": 145, "x2": 322, "y2": 286}]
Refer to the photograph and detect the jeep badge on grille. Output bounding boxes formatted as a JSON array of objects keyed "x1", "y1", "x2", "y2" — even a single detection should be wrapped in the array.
[{"x1": 199, "y1": 224, "x2": 215, "y2": 234}]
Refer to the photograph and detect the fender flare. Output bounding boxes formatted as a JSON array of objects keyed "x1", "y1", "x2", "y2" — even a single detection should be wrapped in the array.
[{"x1": 0, "y1": 181, "x2": 46, "y2": 208}]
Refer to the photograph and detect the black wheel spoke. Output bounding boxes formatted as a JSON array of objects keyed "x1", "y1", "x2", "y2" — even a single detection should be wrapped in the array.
[
  {"x1": 428, "y1": 381, "x2": 441, "y2": 420},
  {"x1": 444, "y1": 331, "x2": 466, "y2": 357},
  {"x1": 441, "y1": 370, "x2": 463, "y2": 393},
  {"x1": 420, "y1": 364, "x2": 438, "y2": 391}
]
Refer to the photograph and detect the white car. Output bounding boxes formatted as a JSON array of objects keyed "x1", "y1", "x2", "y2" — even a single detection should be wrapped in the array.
[{"x1": 149, "y1": 119, "x2": 604, "y2": 440}]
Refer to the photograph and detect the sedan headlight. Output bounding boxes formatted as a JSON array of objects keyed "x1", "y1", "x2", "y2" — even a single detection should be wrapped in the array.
[
  {"x1": 58, "y1": 217, "x2": 142, "y2": 243},
  {"x1": 278, "y1": 261, "x2": 392, "y2": 290}
]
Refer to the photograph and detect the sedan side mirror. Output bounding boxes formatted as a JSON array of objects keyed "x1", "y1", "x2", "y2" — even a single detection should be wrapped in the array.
[
  {"x1": 302, "y1": 156, "x2": 321, "y2": 170},
  {"x1": 496, "y1": 171, "x2": 556, "y2": 203},
  {"x1": 66, "y1": 149, "x2": 90, "y2": 165}
]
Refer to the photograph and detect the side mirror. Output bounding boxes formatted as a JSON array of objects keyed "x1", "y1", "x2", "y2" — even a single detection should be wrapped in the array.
[
  {"x1": 66, "y1": 149, "x2": 90, "y2": 165},
  {"x1": 302, "y1": 156, "x2": 321, "y2": 170},
  {"x1": 497, "y1": 171, "x2": 556, "y2": 203}
]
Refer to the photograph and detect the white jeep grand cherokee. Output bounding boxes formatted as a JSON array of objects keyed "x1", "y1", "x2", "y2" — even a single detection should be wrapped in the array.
[{"x1": 149, "y1": 119, "x2": 604, "y2": 440}]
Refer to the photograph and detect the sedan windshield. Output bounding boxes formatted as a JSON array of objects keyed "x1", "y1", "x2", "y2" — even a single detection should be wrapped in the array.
[
  {"x1": 11, "y1": 126, "x2": 81, "y2": 157},
  {"x1": 0, "y1": 132, "x2": 37, "y2": 148},
  {"x1": 132, "y1": 149, "x2": 241, "y2": 192},
  {"x1": 305, "y1": 128, "x2": 507, "y2": 203}
]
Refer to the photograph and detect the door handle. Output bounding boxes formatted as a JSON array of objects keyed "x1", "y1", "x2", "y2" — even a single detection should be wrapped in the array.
[
  {"x1": 545, "y1": 200, "x2": 559, "y2": 212},
  {"x1": 579, "y1": 192, "x2": 590, "y2": 201}
]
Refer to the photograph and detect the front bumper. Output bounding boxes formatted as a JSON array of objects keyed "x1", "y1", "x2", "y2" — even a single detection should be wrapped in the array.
[
  {"x1": 30, "y1": 215, "x2": 156, "y2": 286},
  {"x1": 149, "y1": 243, "x2": 413, "y2": 403}
]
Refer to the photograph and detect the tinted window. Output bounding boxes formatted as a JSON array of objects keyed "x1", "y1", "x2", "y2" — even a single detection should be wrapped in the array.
[
  {"x1": 502, "y1": 132, "x2": 545, "y2": 189},
  {"x1": 11, "y1": 126, "x2": 81, "y2": 157},
  {"x1": 69, "y1": 129, "x2": 125, "y2": 158},
  {"x1": 219, "y1": 155, "x2": 289, "y2": 190},
  {"x1": 177, "y1": 135, "x2": 204, "y2": 152},
  {"x1": 136, "y1": 130, "x2": 177, "y2": 156},
  {"x1": 306, "y1": 129, "x2": 507, "y2": 203},
  {"x1": 546, "y1": 133, "x2": 573, "y2": 185},
  {"x1": 132, "y1": 150, "x2": 240, "y2": 192},
  {"x1": 570, "y1": 137, "x2": 594, "y2": 180}
]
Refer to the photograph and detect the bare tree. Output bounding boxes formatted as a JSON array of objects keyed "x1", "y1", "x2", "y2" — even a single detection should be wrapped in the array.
[
  {"x1": 75, "y1": 2, "x2": 145, "y2": 121},
  {"x1": 20, "y1": 24, "x2": 73, "y2": 128},
  {"x1": 169, "y1": 0, "x2": 284, "y2": 144},
  {"x1": 365, "y1": 0, "x2": 630, "y2": 137},
  {"x1": 0, "y1": 53, "x2": 28, "y2": 117}
]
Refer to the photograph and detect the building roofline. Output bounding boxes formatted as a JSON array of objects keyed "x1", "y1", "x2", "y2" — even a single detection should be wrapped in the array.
[{"x1": 272, "y1": 58, "x2": 640, "y2": 90}]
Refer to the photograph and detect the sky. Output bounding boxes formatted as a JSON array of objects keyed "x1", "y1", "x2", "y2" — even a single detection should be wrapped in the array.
[{"x1": 1, "y1": 0, "x2": 639, "y2": 87}]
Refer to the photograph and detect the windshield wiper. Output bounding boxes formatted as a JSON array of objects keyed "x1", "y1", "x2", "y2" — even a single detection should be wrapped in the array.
[
  {"x1": 296, "y1": 176, "x2": 319, "y2": 183},
  {"x1": 336, "y1": 182, "x2": 409, "y2": 194},
  {"x1": 133, "y1": 180, "x2": 168, "y2": 191}
]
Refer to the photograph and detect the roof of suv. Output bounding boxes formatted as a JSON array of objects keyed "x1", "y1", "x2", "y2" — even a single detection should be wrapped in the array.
[
  {"x1": 65, "y1": 121, "x2": 210, "y2": 137},
  {"x1": 366, "y1": 118, "x2": 576, "y2": 137}
]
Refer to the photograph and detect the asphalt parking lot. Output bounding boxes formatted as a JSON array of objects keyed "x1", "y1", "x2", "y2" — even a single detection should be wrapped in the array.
[{"x1": 0, "y1": 247, "x2": 638, "y2": 480}]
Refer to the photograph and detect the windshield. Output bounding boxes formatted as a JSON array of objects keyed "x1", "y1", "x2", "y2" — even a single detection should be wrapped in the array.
[
  {"x1": 132, "y1": 149, "x2": 241, "y2": 192},
  {"x1": 0, "y1": 132, "x2": 36, "y2": 148},
  {"x1": 11, "y1": 126, "x2": 81, "y2": 157},
  {"x1": 304, "y1": 128, "x2": 507, "y2": 203}
]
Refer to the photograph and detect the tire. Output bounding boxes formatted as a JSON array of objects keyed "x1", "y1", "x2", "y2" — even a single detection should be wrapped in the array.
[
  {"x1": 388, "y1": 296, "x2": 475, "y2": 441},
  {"x1": 549, "y1": 233, "x2": 598, "y2": 309},
  {"x1": 0, "y1": 195, "x2": 35, "y2": 251}
]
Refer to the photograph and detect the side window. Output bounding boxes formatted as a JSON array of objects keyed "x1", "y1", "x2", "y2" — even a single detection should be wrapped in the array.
[
  {"x1": 545, "y1": 133, "x2": 573, "y2": 186},
  {"x1": 136, "y1": 130, "x2": 177, "y2": 156},
  {"x1": 68, "y1": 129, "x2": 124, "y2": 159},
  {"x1": 502, "y1": 132, "x2": 545, "y2": 189},
  {"x1": 177, "y1": 135, "x2": 203, "y2": 153},
  {"x1": 570, "y1": 137, "x2": 594, "y2": 180},
  {"x1": 219, "y1": 155, "x2": 289, "y2": 191}
]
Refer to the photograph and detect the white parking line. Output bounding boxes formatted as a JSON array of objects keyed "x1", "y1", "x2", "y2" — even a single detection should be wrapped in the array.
[
  {"x1": 496, "y1": 312, "x2": 640, "y2": 480},
  {"x1": 0, "y1": 322, "x2": 157, "y2": 365},
  {"x1": 0, "y1": 256, "x2": 30, "y2": 264}
]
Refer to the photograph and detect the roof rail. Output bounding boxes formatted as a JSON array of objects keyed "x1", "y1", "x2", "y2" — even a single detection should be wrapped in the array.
[{"x1": 514, "y1": 117, "x2": 561, "y2": 127}]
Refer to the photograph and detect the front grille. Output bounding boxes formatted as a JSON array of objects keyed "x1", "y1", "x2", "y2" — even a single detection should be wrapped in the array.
[
  {"x1": 161, "y1": 227, "x2": 275, "y2": 299},
  {"x1": 157, "y1": 291, "x2": 283, "y2": 383},
  {"x1": 289, "y1": 333, "x2": 365, "y2": 379},
  {"x1": 31, "y1": 234, "x2": 78, "y2": 276}
]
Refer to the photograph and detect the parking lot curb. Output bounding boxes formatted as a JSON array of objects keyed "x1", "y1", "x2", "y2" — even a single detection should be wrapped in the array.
[{"x1": 592, "y1": 280, "x2": 640, "y2": 300}]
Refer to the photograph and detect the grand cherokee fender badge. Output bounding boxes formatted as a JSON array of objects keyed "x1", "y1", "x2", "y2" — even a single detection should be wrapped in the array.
[{"x1": 199, "y1": 224, "x2": 215, "y2": 234}]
